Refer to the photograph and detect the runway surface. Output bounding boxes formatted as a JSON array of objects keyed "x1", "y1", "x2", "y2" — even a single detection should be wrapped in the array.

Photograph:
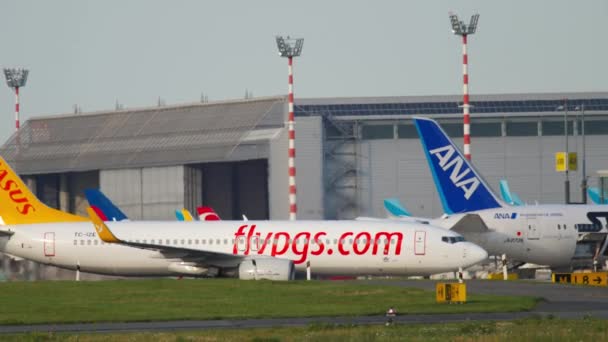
[{"x1": 1, "y1": 279, "x2": 607, "y2": 334}]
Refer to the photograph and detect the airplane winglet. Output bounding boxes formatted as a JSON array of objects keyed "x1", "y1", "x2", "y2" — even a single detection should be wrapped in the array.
[{"x1": 87, "y1": 207, "x2": 120, "y2": 243}]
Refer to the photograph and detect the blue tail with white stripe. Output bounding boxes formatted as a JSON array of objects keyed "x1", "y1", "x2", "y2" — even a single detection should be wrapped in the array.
[{"x1": 413, "y1": 117, "x2": 505, "y2": 214}]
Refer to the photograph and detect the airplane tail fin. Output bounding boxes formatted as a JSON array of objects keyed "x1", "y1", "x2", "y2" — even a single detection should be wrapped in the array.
[
  {"x1": 499, "y1": 180, "x2": 524, "y2": 206},
  {"x1": 413, "y1": 117, "x2": 505, "y2": 214},
  {"x1": 588, "y1": 187, "x2": 608, "y2": 205},
  {"x1": 197, "y1": 206, "x2": 221, "y2": 221},
  {"x1": 0, "y1": 156, "x2": 87, "y2": 224},
  {"x1": 182, "y1": 209, "x2": 194, "y2": 221},
  {"x1": 84, "y1": 189, "x2": 128, "y2": 221},
  {"x1": 175, "y1": 210, "x2": 185, "y2": 221},
  {"x1": 383, "y1": 198, "x2": 412, "y2": 217}
]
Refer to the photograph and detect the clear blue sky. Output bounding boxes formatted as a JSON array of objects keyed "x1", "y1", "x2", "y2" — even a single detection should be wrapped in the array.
[{"x1": 1, "y1": 0, "x2": 607, "y2": 142}]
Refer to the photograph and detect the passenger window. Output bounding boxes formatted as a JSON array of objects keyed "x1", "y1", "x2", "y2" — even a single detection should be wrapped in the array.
[
  {"x1": 557, "y1": 224, "x2": 561, "y2": 230},
  {"x1": 73, "y1": 240, "x2": 77, "y2": 245},
  {"x1": 216, "y1": 239, "x2": 220, "y2": 245},
  {"x1": 224, "y1": 239, "x2": 228, "y2": 245},
  {"x1": 195, "y1": 239, "x2": 199, "y2": 244},
  {"x1": 188, "y1": 239, "x2": 192, "y2": 245},
  {"x1": 94, "y1": 240, "x2": 98, "y2": 245},
  {"x1": 173, "y1": 239, "x2": 178, "y2": 245},
  {"x1": 349, "y1": 239, "x2": 353, "y2": 244},
  {"x1": 143, "y1": 240, "x2": 147, "y2": 244},
  {"x1": 181, "y1": 239, "x2": 185, "y2": 245},
  {"x1": 209, "y1": 239, "x2": 213, "y2": 245},
  {"x1": 564, "y1": 224, "x2": 567, "y2": 230},
  {"x1": 87, "y1": 240, "x2": 91, "y2": 245},
  {"x1": 165, "y1": 239, "x2": 170, "y2": 245},
  {"x1": 202, "y1": 239, "x2": 206, "y2": 244}
]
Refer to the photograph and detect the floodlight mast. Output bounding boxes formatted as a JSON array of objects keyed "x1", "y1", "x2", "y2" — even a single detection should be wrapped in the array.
[
  {"x1": 3, "y1": 68, "x2": 29, "y2": 132},
  {"x1": 276, "y1": 36, "x2": 304, "y2": 221},
  {"x1": 449, "y1": 12, "x2": 479, "y2": 161}
]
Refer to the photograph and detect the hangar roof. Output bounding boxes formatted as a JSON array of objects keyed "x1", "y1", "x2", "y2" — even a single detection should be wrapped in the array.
[
  {"x1": 4, "y1": 91, "x2": 608, "y2": 174},
  {"x1": 1, "y1": 96, "x2": 286, "y2": 174},
  {"x1": 295, "y1": 92, "x2": 608, "y2": 119}
]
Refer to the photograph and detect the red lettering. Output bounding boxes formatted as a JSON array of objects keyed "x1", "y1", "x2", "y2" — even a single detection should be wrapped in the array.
[
  {"x1": 1, "y1": 179, "x2": 16, "y2": 191},
  {"x1": 372, "y1": 232, "x2": 403, "y2": 255},
  {"x1": 256, "y1": 232, "x2": 274, "y2": 254},
  {"x1": 338, "y1": 232, "x2": 353, "y2": 255},
  {"x1": 244, "y1": 225, "x2": 257, "y2": 255},
  {"x1": 291, "y1": 232, "x2": 311, "y2": 264},
  {"x1": 310, "y1": 232, "x2": 326, "y2": 256},
  {"x1": 353, "y1": 232, "x2": 371, "y2": 255},
  {"x1": 0, "y1": 169, "x2": 8, "y2": 184},
  {"x1": 271, "y1": 232, "x2": 290, "y2": 256},
  {"x1": 18, "y1": 204, "x2": 35, "y2": 215},
  {"x1": 233, "y1": 225, "x2": 248, "y2": 254},
  {"x1": 9, "y1": 189, "x2": 28, "y2": 203}
]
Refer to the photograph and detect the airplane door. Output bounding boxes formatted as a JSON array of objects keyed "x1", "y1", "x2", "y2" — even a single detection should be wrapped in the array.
[
  {"x1": 44, "y1": 232, "x2": 55, "y2": 257},
  {"x1": 526, "y1": 217, "x2": 540, "y2": 240},
  {"x1": 414, "y1": 231, "x2": 426, "y2": 255}
]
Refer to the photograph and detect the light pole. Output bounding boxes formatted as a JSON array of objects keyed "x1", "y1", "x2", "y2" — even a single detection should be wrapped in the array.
[
  {"x1": 557, "y1": 100, "x2": 570, "y2": 204},
  {"x1": 576, "y1": 104, "x2": 587, "y2": 204},
  {"x1": 449, "y1": 12, "x2": 479, "y2": 160},
  {"x1": 4, "y1": 68, "x2": 29, "y2": 132},
  {"x1": 276, "y1": 35, "x2": 304, "y2": 221}
]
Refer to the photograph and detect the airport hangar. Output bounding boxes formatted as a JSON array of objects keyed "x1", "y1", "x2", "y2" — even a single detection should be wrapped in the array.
[{"x1": 1, "y1": 92, "x2": 608, "y2": 224}]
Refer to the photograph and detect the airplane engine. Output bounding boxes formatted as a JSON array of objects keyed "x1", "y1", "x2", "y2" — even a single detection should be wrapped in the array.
[
  {"x1": 168, "y1": 262, "x2": 218, "y2": 276},
  {"x1": 238, "y1": 257, "x2": 295, "y2": 281}
]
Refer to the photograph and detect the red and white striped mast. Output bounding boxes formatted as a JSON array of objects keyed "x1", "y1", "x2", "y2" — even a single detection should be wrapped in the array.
[
  {"x1": 449, "y1": 13, "x2": 479, "y2": 161},
  {"x1": 276, "y1": 36, "x2": 304, "y2": 221},
  {"x1": 4, "y1": 68, "x2": 29, "y2": 132}
]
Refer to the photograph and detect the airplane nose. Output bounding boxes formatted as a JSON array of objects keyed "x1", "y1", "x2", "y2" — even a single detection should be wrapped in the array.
[{"x1": 466, "y1": 243, "x2": 488, "y2": 265}]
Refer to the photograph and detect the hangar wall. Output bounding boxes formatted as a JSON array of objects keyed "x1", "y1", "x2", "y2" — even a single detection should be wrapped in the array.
[
  {"x1": 357, "y1": 132, "x2": 608, "y2": 219},
  {"x1": 100, "y1": 166, "x2": 185, "y2": 220}
]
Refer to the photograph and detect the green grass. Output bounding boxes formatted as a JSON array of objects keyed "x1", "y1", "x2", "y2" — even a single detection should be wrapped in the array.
[
  {"x1": 0, "y1": 279, "x2": 539, "y2": 325},
  {"x1": 3, "y1": 317, "x2": 608, "y2": 341}
]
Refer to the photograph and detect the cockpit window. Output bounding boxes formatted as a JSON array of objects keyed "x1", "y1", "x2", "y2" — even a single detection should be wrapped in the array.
[{"x1": 441, "y1": 236, "x2": 465, "y2": 244}]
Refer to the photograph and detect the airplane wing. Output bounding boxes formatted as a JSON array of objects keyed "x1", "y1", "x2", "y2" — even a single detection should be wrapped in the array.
[
  {"x1": 447, "y1": 213, "x2": 490, "y2": 234},
  {"x1": 87, "y1": 207, "x2": 243, "y2": 266}
]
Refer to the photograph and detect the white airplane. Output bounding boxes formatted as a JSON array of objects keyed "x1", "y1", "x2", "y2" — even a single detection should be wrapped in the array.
[
  {"x1": 382, "y1": 117, "x2": 608, "y2": 268},
  {"x1": 0, "y1": 156, "x2": 486, "y2": 280}
]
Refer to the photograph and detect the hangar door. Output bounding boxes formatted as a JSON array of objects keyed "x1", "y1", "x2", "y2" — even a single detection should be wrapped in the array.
[{"x1": 201, "y1": 160, "x2": 269, "y2": 220}]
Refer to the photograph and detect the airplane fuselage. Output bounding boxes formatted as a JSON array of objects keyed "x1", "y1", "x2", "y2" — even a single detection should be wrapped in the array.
[
  {"x1": 0, "y1": 220, "x2": 487, "y2": 277},
  {"x1": 431, "y1": 204, "x2": 607, "y2": 266}
]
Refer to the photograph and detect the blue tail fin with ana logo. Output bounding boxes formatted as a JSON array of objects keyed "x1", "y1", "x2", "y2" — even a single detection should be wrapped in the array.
[{"x1": 413, "y1": 117, "x2": 505, "y2": 214}]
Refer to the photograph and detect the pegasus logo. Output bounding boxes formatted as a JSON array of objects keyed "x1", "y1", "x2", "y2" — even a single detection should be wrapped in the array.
[
  {"x1": 429, "y1": 145, "x2": 480, "y2": 200},
  {"x1": 0, "y1": 165, "x2": 35, "y2": 215}
]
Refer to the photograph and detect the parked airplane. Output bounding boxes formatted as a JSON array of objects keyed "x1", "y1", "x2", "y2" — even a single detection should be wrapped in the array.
[
  {"x1": 0, "y1": 156, "x2": 486, "y2": 280},
  {"x1": 385, "y1": 117, "x2": 608, "y2": 268}
]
